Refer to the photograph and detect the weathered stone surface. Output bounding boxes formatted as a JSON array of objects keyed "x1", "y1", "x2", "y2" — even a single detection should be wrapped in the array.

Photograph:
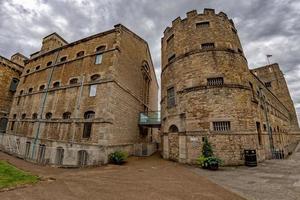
[
  {"x1": 0, "y1": 24, "x2": 158, "y2": 167},
  {"x1": 161, "y1": 9, "x2": 300, "y2": 165}
]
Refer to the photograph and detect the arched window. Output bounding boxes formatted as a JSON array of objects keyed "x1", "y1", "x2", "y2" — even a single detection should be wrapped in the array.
[
  {"x1": 60, "y1": 56, "x2": 67, "y2": 62},
  {"x1": 90, "y1": 74, "x2": 100, "y2": 82},
  {"x1": 53, "y1": 81, "x2": 60, "y2": 88},
  {"x1": 45, "y1": 112, "x2": 52, "y2": 119},
  {"x1": 13, "y1": 114, "x2": 17, "y2": 119},
  {"x1": 39, "y1": 85, "x2": 45, "y2": 91},
  {"x1": 9, "y1": 78, "x2": 19, "y2": 92},
  {"x1": 32, "y1": 113, "x2": 38, "y2": 119},
  {"x1": 76, "y1": 51, "x2": 84, "y2": 58},
  {"x1": 96, "y1": 45, "x2": 106, "y2": 52},
  {"x1": 47, "y1": 61, "x2": 52, "y2": 66},
  {"x1": 19, "y1": 90, "x2": 23, "y2": 95},
  {"x1": 84, "y1": 111, "x2": 95, "y2": 119},
  {"x1": 28, "y1": 88, "x2": 33, "y2": 93},
  {"x1": 169, "y1": 125, "x2": 179, "y2": 133},
  {"x1": 21, "y1": 113, "x2": 26, "y2": 119},
  {"x1": 35, "y1": 65, "x2": 40, "y2": 71},
  {"x1": 69, "y1": 78, "x2": 78, "y2": 85},
  {"x1": 63, "y1": 112, "x2": 71, "y2": 119},
  {"x1": 26, "y1": 69, "x2": 30, "y2": 73}
]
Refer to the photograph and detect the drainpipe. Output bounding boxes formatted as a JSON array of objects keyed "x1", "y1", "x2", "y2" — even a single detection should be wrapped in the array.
[
  {"x1": 259, "y1": 88, "x2": 274, "y2": 158},
  {"x1": 31, "y1": 50, "x2": 61, "y2": 159}
]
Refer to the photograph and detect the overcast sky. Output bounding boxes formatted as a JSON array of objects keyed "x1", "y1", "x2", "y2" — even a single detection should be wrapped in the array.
[{"x1": 1, "y1": 0, "x2": 299, "y2": 122}]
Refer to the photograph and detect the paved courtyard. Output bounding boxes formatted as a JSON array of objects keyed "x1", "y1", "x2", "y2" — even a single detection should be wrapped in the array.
[
  {"x1": 194, "y1": 143, "x2": 300, "y2": 200},
  {"x1": 0, "y1": 151, "x2": 244, "y2": 200}
]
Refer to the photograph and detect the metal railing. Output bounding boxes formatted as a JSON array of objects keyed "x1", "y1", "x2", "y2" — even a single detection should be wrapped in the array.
[{"x1": 139, "y1": 111, "x2": 161, "y2": 127}]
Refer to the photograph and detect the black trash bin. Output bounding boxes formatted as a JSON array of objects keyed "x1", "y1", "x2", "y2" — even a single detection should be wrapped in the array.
[{"x1": 244, "y1": 149, "x2": 257, "y2": 167}]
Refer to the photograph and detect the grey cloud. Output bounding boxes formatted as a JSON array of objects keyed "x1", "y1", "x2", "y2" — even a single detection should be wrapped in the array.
[{"x1": 0, "y1": 0, "x2": 300, "y2": 121}]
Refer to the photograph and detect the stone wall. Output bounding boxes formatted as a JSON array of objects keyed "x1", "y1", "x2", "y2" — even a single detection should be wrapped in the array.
[{"x1": 161, "y1": 9, "x2": 299, "y2": 165}]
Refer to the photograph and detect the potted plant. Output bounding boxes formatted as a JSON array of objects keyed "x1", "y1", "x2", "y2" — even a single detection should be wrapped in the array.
[
  {"x1": 196, "y1": 137, "x2": 222, "y2": 170},
  {"x1": 109, "y1": 151, "x2": 128, "y2": 165}
]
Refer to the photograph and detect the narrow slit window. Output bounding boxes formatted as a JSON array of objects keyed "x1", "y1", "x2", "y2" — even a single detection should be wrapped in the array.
[
  {"x1": 166, "y1": 34, "x2": 174, "y2": 44},
  {"x1": 168, "y1": 54, "x2": 176, "y2": 63}
]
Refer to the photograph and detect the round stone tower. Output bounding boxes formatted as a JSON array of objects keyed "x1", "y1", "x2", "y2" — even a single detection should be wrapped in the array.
[{"x1": 161, "y1": 9, "x2": 257, "y2": 164}]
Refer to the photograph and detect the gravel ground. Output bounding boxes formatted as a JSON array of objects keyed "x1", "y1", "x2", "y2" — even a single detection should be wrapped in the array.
[{"x1": 0, "y1": 151, "x2": 244, "y2": 200}]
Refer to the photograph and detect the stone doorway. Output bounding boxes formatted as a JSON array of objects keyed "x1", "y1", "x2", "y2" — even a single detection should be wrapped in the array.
[
  {"x1": 168, "y1": 125, "x2": 179, "y2": 161},
  {"x1": 55, "y1": 147, "x2": 64, "y2": 165}
]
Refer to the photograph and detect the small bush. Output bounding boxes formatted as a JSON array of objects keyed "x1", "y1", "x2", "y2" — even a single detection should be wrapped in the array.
[{"x1": 109, "y1": 151, "x2": 128, "y2": 165}]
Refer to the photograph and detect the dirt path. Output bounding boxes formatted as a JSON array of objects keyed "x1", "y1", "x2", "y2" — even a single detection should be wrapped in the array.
[{"x1": 0, "y1": 151, "x2": 245, "y2": 200}]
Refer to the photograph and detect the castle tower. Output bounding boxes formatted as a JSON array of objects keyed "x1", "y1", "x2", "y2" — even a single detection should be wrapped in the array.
[{"x1": 161, "y1": 9, "x2": 298, "y2": 165}]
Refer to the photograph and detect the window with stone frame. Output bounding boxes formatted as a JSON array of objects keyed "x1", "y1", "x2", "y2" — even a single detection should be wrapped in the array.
[
  {"x1": 60, "y1": 56, "x2": 67, "y2": 62},
  {"x1": 265, "y1": 82, "x2": 272, "y2": 88},
  {"x1": 32, "y1": 113, "x2": 38, "y2": 119},
  {"x1": 95, "y1": 54, "x2": 102, "y2": 64},
  {"x1": 39, "y1": 85, "x2": 45, "y2": 91},
  {"x1": 83, "y1": 111, "x2": 95, "y2": 138},
  {"x1": 201, "y1": 43, "x2": 215, "y2": 49},
  {"x1": 207, "y1": 77, "x2": 224, "y2": 86},
  {"x1": 45, "y1": 112, "x2": 52, "y2": 119},
  {"x1": 213, "y1": 121, "x2": 231, "y2": 132},
  {"x1": 69, "y1": 78, "x2": 78, "y2": 85},
  {"x1": 76, "y1": 51, "x2": 84, "y2": 58},
  {"x1": 28, "y1": 88, "x2": 33, "y2": 93},
  {"x1": 35, "y1": 65, "x2": 40, "y2": 71},
  {"x1": 53, "y1": 81, "x2": 60, "y2": 88},
  {"x1": 63, "y1": 112, "x2": 71, "y2": 119},
  {"x1": 196, "y1": 21, "x2": 210, "y2": 28},
  {"x1": 47, "y1": 61, "x2": 52, "y2": 66},
  {"x1": 89, "y1": 85, "x2": 97, "y2": 97},
  {"x1": 96, "y1": 45, "x2": 106, "y2": 52},
  {"x1": 21, "y1": 113, "x2": 26, "y2": 119},
  {"x1": 90, "y1": 74, "x2": 100, "y2": 82},
  {"x1": 9, "y1": 78, "x2": 19, "y2": 92},
  {"x1": 167, "y1": 87, "x2": 176, "y2": 108},
  {"x1": 166, "y1": 34, "x2": 174, "y2": 45}
]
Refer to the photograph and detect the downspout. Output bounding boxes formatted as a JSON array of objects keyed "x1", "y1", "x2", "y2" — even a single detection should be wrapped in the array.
[{"x1": 31, "y1": 50, "x2": 61, "y2": 159}]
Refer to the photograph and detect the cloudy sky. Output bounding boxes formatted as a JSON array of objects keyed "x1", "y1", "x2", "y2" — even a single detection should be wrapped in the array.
[{"x1": 1, "y1": 0, "x2": 300, "y2": 121}]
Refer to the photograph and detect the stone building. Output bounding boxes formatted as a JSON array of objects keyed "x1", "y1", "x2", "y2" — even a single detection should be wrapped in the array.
[
  {"x1": 161, "y1": 9, "x2": 299, "y2": 165},
  {"x1": 0, "y1": 24, "x2": 158, "y2": 166},
  {"x1": 0, "y1": 54, "x2": 25, "y2": 133}
]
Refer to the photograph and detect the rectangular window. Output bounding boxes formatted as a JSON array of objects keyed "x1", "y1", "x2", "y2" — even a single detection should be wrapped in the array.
[
  {"x1": 207, "y1": 77, "x2": 224, "y2": 86},
  {"x1": 9, "y1": 78, "x2": 19, "y2": 92},
  {"x1": 89, "y1": 85, "x2": 97, "y2": 97},
  {"x1": 265, "y1": 82, "x2": 272, "y2": 88},
  {"x1": 201, "y1": 43, "x2": 215, "y2": 49},
  {"x1": 256, "y1": 122, "x2": 262, "y2": 145},
  {"x1": 196, "y1": 21, "x2": 210, "y2": 28},
  {"x1": 167, "y1": 87, "x2": 176, "y2": 108},
  {"x1": 213, "y1": 121, "x2": 231, "y2": 132},
  {"x1": 25, "y1": 142, "x2": 31, "y2": 159},
  {"x1": 95, "y1": 54, "x2": 103, "y2": 64},
  {"x1": 168, "y1": 54, "x2": 176, "y2": 63},
  {"x1": 83, "y1": 122, "x2": 92, "y2": 138},
  {"x1": 11, "y1": 121, "x2": 15, "y2": 130}
]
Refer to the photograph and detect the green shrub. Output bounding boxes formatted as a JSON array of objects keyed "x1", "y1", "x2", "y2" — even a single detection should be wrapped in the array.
[
  {"x1": 197, "y1": 137, "x2": 223, "y2": 170},
  {"x1": 109, "y1": 151, "x2": 128, "y2": 165},
  {"x1": 202, "y1": 137, "x2": 213, "y2": 157}
]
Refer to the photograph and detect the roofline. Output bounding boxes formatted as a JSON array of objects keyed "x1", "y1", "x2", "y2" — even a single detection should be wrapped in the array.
[
  {"x1": 11, "y1": 52, "x2": 29, "y2": 60},
  {"x1": 28, "y1": 28, "x2": 117, "y2": 61},
  {"x1": 251, "y1": 63, "x2": 279, "y2": 71},
  {"x1": 43, "y1": 32, "x2": 68, "y2": 44},
  {"x1": 0, "y1": 55, "x2": 24, "y2": 69}
]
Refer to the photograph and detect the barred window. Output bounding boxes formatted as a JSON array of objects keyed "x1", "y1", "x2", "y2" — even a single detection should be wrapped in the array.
[
  {"x1": 63, "y1": 112, "x2": 71, "y2": 119},
  {"x1": 207, "y1": 77, "x2": 224, "y2": 86},
  {"x1": 167, "y1": 87, "x2": 175, "y2": 108},
  {"x1": 201, "y1": 43, "x2": 215, "y2": 49},
  {"x1": 196, "y1": 21, "x2": 210, "y2": 28},
  {"x1": 45, "y1": 112, "x2": 52, "y2": 119},
  {"x1": 265, "y1": 82, "x2": 272, "y2": 88},
  {"x1": 213, "y1": 121, "x2": 231, "y2": 132}
]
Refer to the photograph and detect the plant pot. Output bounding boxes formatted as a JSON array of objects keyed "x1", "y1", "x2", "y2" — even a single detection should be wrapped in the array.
[{"x1": 208, "y1": 163, "x2": 219, "y2": 170}]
